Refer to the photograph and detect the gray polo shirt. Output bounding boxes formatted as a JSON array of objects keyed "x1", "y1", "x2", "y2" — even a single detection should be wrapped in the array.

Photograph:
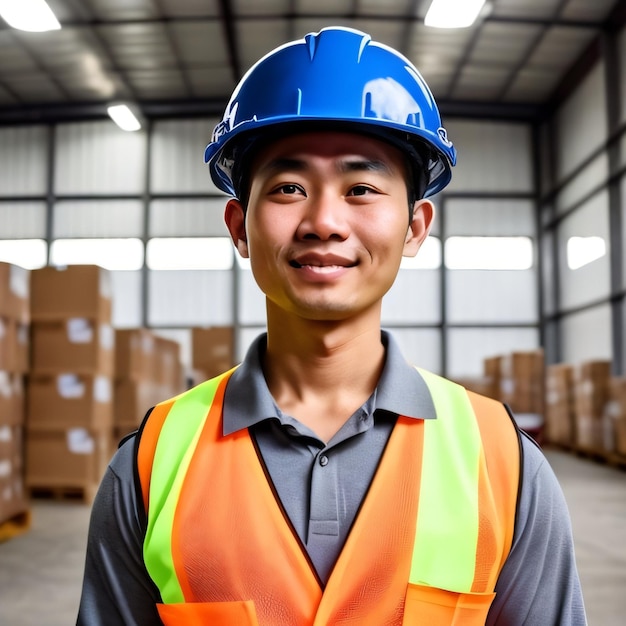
[
  {"x1": 224, "y1": 331, "x2": 436, "y2": 583},
  {"x1": 77, "y1": 331, "x2": 587, "y2": 625}
]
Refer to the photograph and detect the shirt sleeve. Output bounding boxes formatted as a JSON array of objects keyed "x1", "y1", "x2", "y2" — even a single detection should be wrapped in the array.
[
  {"x1": 76, "y1": 436, "x2": 163, "y2": 626},
  {"x1": 486, "y1": 433, "x2": 588, "y2": 625}
]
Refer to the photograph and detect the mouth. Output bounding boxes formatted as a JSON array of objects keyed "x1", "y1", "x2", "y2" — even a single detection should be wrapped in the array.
[{"x1": 289, "y1": 253, "x2": 358, "y2": 270}]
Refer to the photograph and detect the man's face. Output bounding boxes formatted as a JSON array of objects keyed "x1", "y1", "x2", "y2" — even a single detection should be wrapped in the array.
[{"x1": 226, "y1": 131, "x2": 433, "y2": 323}]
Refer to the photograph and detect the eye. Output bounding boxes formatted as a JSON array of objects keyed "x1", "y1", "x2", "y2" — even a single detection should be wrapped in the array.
[
  {"x1": 348, "y1": 185, "x2": 376, "y2": 197},
  {"x1": 272, "y1": 183, "x2": 305, "y2": 196}
]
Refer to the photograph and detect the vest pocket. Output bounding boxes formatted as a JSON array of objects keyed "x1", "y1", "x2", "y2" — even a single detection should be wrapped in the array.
[
  {"x1": 157, "y1": 600, "x2": 259, "y2": 625},
  {"x1": 403, "y1": 583, "x2": 495, "y2": 625}
]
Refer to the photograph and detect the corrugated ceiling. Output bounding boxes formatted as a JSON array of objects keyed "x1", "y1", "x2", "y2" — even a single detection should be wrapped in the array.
[{"x1": 0, "y1": 0, "x2": 623, "y2": 123}]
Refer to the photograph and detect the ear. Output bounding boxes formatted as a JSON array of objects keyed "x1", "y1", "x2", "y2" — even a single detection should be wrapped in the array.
[
  {"x1": 403, "y1": 199, "x2": 435, "y2": 258},
  {"x1": 224, "y1": 199, "x2": 249, "y2": 258}
]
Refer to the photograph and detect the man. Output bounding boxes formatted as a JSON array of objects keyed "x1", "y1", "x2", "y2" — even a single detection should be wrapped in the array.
[{"x1": 78, "y1": 26, "x2": 586, "y2": 625}]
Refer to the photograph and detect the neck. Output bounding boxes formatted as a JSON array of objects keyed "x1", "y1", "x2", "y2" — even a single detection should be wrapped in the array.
[{"x1": 262, "y1": 305, "x2": 386, "y2": 441}]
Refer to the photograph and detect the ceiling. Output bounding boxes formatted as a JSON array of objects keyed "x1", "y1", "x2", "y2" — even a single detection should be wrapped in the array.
[{"x1": 0, "y1": 0, "x2": 624, "y2": 125}]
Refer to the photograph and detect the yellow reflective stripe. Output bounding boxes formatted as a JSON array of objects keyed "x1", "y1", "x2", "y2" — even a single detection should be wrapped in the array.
[
  {"x1": 410, "y1": 368, "x2": 482, "y2": 592},
  {"x1": 143, "y1": 375, "x2": 224, "y2": 604}
]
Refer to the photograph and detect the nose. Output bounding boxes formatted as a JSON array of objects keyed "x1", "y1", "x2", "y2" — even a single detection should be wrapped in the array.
[{"x1": 295, "y1": 192, "x2": 350, "y2": 241}]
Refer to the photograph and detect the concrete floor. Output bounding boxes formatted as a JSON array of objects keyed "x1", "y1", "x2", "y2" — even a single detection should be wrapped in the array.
[{"x1": 0, "y1": 448, "x2": 624, "y2": 625}]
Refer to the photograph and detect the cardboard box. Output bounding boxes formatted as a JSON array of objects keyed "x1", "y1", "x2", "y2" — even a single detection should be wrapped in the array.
[
  {"x1": 544, "y1": 364, "x2": 575, "y2": 446},
  {"x1": 25, "y1": 427, "x2": 111, "y2": 488},
  {"x1": 30, "y1": 265, "x2": 111, "y2": 322},
  {"x1": 0, "y1": 262, "x2": 30, "y2": 324},
  {"x1": 192, "y1": 326, "x2": 235, "y2": 378},
  {"x1": 26, "y1": 374, "x2": 112, "y2": 431},
  {"x1": 115, "y1": 328, "x2": 156, "y2": 381},
  {"x1": 31, "y1": 319, "x2": 114, "y2": 375},
  {"x1": 154, "y1": 336, "x2": 182, "y2": 388},
  {"x1": 0, "y1": 319, "x2": 29, "y2": 373},
  {"x1": 113, "y1": 378, "x2": 157, "y2": 429},
  {"x1": 602, "y1": 377, "x2": 626, "y2": 454},
  {"x1": 499, "y1": 350, "x2": 545, "y2": 415},
  {"x1": 0, "y1": 372, "x2": 25, "y2": 426}
]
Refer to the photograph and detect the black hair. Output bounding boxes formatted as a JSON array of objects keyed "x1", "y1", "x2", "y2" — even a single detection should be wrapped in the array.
[{"x1": 227, "y1": 123, "x2": 432, "y2": 222}]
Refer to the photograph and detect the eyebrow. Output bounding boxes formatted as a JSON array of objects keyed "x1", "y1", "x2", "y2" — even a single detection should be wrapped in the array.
[{"x1": 257, "y1": 156, "x2": 394, "y2": 178}]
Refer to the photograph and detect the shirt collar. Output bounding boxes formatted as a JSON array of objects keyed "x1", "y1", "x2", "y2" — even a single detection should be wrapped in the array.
[{"x1": 222, "y1": 330, "x2": 437, "y2": 436}]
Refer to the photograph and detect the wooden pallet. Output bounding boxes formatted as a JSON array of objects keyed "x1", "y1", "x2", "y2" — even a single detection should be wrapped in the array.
[
  {"x1": 27, "y1": 483, "x2": 98, "y2": 504},
  {"x1": 0, "y1": 508, "x2": 32, "y2": 543}
]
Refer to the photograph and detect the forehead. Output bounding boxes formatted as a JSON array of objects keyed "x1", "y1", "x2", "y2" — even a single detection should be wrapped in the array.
[{"x1": 250, "y1": 130, "x2": 406, "y2": 176}]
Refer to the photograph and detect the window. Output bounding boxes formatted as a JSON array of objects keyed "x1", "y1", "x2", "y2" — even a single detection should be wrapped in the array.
[
  {"x1": 50, "y1": 238, "x2": 144, "y2": 270},
  {"x1": 0, "y1": 239, "x2": 47, "y2": 269},
  {"x1": 146, "y1": 237, "x2": 233, "y2": 270},
  {"x1": 400, "y1": 236, "x2": 441, "y2": 269},
  {"x1": 567, "y1": 236, "x2": 606, "y2": 270},
  {"x1": 445, "y1": 236, "x2": 533, "y2": 270}
]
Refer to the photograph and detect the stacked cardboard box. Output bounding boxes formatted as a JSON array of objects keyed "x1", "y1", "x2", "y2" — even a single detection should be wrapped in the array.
[
  {"x1": 191, "y1": 326, "x2": 235, "y2": 381},
  {"x1": 602, "y1": 376, "x2": 626, "y2": 456},
  {"x1": 25, "y1": 265, "x2": 114, "y2": 500},
  {"x1": 483, "y1": 355, "x2": 503, "y2": 402},
  {"x1": 499, "y1": 350, "x2": 545, "y2": 442},
  {"x1": 0, "y1": 263, "x2": 30, "y2": 526},
  {"x1": 113, "y1": 329, "x2": 185, "y2": 443},
  {"x1": 544, "y1": 364, "x2": 576, "y2": 447},
  {"x1": 572, "y1": 360, "x2": 611, "y2": 451}
]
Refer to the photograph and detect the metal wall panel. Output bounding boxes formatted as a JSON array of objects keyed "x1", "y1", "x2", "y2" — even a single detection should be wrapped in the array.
[
  {"x1": 150, "y1": 118, "x2": 222, "y2": 194},
  {"x1": 561, "y1": 304, "x2": 612, "y2": 364},
  {"x1": 382, "y1": 269, "x2": 440, "y2": 324},
  {"x1": 618, "y1": 28, "x2": 626, "y2": 125},
  {"x1": 111, "y1": 270, "x2": 143, "y2": 328},
  {"x1": 447, "y1": 269, "x2": 537, "y2": 323},
  {"x1": 557, "y1": 190, "x2": 611, "y2": 310},
  {"x1": 238, "y1": 268, "x2": 267, "y2": 325},
  {"x1": 447, "y1": 327, "x2": 539, "y2": 379},
  {"x1": 54, "y1": 121, "x2": 147, "y2": 194},
  {"x1": 446, "y1": 198, "x2": 535, "y2": 236},
  {"x1": 0, "y1": 126, "x2": 48, "y2": 196},
  {"x1": 53, "y1": 199, "x2": 144, "y2": 237},
  {"x1": 444, "y1": 120, "x2": 533, "y2": 193},
  {"x1": 388, "y1": 328, "x2": 441, "y2": 374},
  {"x1": 0, "y1": 201, "x2": 47, "y2": 238},
  {"x1": 148, "y1": 269, "x2": 233, "y2": 326},
  {"x1": 555, "y1": 152, "x2": 609, "y2": 215},
  {"x1": 555, "y1": 63, "x2": 608, "y2": 184},
  {"x1": 149, "y1": 199, "x2": 229, "y2": 237}
]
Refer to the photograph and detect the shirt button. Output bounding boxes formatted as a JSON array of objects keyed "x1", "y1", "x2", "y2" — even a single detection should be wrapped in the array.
[{"x1": 319, "y1": 455, "x2": 329, "y2": 467}]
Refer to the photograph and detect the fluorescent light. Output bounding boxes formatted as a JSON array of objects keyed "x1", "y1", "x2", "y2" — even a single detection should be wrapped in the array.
[
  {"x1": 0, "y1": 0, "x2": 61, "y2": 32},
  {"x1": 425, "y1": 0, "x2": 486, "y2": 29},
  {"x1": 107, "y1": 104, "x2": 142, "y2": 132}
]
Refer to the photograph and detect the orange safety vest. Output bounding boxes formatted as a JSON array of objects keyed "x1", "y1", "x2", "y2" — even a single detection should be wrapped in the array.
[{"x1": 137, "y1": 367, "x2": 520, "y2": 626}]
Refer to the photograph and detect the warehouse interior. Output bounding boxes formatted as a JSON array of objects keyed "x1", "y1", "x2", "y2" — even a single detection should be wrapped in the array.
[{"x1": 1, "y1": 0, "x2": 626, "y2": 624}]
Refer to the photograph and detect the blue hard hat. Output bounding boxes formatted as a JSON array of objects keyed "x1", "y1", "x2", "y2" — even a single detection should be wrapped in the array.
[{"x1": 204, "y1": 26, "x2": 456, "y2": 198}]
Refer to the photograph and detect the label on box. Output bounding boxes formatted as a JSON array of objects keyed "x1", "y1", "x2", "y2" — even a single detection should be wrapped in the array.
[
  {"x1": 100, "y1": 324, "x2": 114, "y2": 350},
  {"x1": 0, "y1": 425, "x2": 11, "y2": 442},
  {"x1": 0, "y1": 372, "x2": 11, "y2": 398},
  {"x1": 605, "y1": 400, "x2": 621, "y2": 418},
  {"x1": 67, "y1": 428, "x2": 94, "y2": 454},
  {"x1": 94, "y1": 376, "x2": 111, "y2": 403},
  {"x1": 67, "y1": 318, "x2": 93, "y2": 343},
  {"x1": 142, "y1": 334, "x2": 155, "y2": 354},
  {"x1": 0, "y1": 459, "x2": 11, "y2": 478},
  {"x1": 10, "y1": 265, "x2": 28, "y2": 299},
  {"x1": 57, "y1": 374, "x2": 85, "y2": 399}
]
